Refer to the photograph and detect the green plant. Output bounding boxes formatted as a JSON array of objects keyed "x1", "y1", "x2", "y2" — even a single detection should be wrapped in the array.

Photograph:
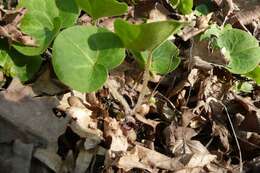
[
  {"x1": 201, "y1": 25, "x2": 260, "y2": 84},
  {"x1": 0, "y1": 40, "x2": 42, "y2": 81},
  {"x1": 169, "y1": 0, "x2": 193, "y2": 15},
  {"x1": 75, "y1": 0, "x2": 128, "y2": 20},
  {"x1": 52, "y1": 26, "x2": 125, "y2": 92},
  {"x1": 114, "y1": 19, "x2": 183, "y2": 109},
  {"x1": 0, "y1": 0, "x2": 183, "y2": 95}
]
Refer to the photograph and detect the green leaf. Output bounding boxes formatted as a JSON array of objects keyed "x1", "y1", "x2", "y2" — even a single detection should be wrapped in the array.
[
  {"x1": 52, "y1": 25, "x2": 125, "y2": 92},
  {"x1": 12, "y1": 0, "x2": 61, "y2": 56},
  {"x1": 132, "y1": 40, "x2": 180, "y2": 74},
  {"x1": 234, "y1": 81, "x2": 253, "y2": 93},
  {"x1": 245, "y1": 66, "x2": 260, "y2": 85},
  {"x1": 194, "y1": 4, "x2": 209, "y2": 16},
  {"x1": 217, "y1": 29, "x2": 260, "y2": 74},
  {"x1": 200, "y1": 24, "x2": 232, "y2": 41},
  {"x1": 56, "y1": 0, "x2": 80, "y2": 28},
  {"x1": 169, "y1": 0, "x2": 193, "y2": 14},
  {"x1": 114, "y1": 19, "x2": 183, "y2": 51},
  {"x1": 75, "y1": 0, "x2": 128, "y2": 20},
  {"x1": 0, "y1": 40, "x2": 42, "y2": 82}
]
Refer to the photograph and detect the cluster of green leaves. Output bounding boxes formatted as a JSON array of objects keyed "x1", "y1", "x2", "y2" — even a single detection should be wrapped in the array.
[
  {"x1": 0, "y1": 0, "x2": 183, "y2": 92},
  {"x1": 201, "y1": 24, "x2": 260, "y2": 85}
]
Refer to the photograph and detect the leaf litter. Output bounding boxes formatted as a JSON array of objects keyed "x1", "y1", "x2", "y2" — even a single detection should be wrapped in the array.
[{"x1": 0, "y1": 0, "x2": 260, "y2": 173}]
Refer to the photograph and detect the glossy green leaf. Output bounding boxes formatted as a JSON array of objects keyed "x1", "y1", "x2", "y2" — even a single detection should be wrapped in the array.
[
  {"x1": 169, "y1": 0, "x2": 193, "y2": 14},
  {"x1": 132, "y1": 40, "x2": 180, "y2": 74},
  {"x1": 12, "y1": 0, "x2": 61, "y2": 56},
  {"x1": 0, "y1": 40, "x2": 42, "y2": 82},
  {"x1": 217, "y1": 29, "x2": 260, "y2": 74},
  {"x1": 245, "y1": 66, "x2": 260, "y2": 85},
  {"x1": 75, "y1": 0, "x2": 128, "y2": 20},
  {"x1": 52, "y1": 26, "x2": 125, "y2": 92},
  {"x1": 114, "y1": 19, "x2": 183, "y2": 51},
  {"x1": 56, "y1": 0, "x2": 80, "y2": 28}
]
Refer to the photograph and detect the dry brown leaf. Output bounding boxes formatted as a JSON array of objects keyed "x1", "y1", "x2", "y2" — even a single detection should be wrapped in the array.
[
  {"x1": 233, "y1": 94, "x2": 260, "y2": 133},
  {"x1": 180, "y1": 13, "x2": 212, "y2": 41},
  {"x1": 212, "y1": 121, "x2": 230, "y2": 151},
  {"x1": 32, "y1": 65, "x2": 67, "y2": 95},
  {"x1": 181, "y1": 108, "x2": 197, "y2": 127},
  {"x1": 147, "y1": 3, "x2": 168, "y2": 23},
  {"x1": 0, "y1": 7, "x2": 37, "y2": 46},
  {"x1": 116, "y1": 145, "x2": 184, "y2": 172},
  {"x1": 67, "y1": 106, "x2": 103, "y2": 144},
  {"x1": 135, "y1": 113, "x2": 160, "y2": 129},
  {"x1": 104, "y1": 117, "x2": 129, "y2": 152},
  {"x1": 0, "y1": 78, "x2": 68, "y2": 146}
]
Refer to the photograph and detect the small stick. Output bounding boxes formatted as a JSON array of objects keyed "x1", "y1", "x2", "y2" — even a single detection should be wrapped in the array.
[
  {"x1": 134, "y1": 50, "x2": 153, "y2": 112},
  {"x1": 208, "y1": 97, "x2": 243, "y2": 173}
]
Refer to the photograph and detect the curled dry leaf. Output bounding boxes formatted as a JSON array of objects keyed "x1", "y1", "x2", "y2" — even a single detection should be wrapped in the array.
[
  {"x1": 164, "y1": 126, "x2": 210, "y2": 155},
  {"x1": 180, "y1": 13, "x2": 212, "y2": 41},
  {"x1": 104, "y1": 117, "x2": 128, "y2": 152},
  {"x1": 67, "y1": 106, "x2": 103, "y2": 145},
  {"x1": 115, "y1": 144, "x2": 216, "y2": 172},
  {"x1": 116, "y1": 145, "x2": 184, "y2": 172},
  {"x1": 0, "y1": 7, "x2": 37, "y2": 46}
]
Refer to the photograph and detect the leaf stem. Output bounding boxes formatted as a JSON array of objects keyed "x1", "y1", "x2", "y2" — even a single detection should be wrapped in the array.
[{"x1": 134, "y1": 50, "x2": 153, "y2": 113}]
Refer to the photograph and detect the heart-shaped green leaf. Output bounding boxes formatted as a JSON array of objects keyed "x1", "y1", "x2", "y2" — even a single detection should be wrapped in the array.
[
  {"x1": 217, "y1": 29, "x2": 260, "y2": 74},
  {"x1": 56, "y1": 0, "x2": 80, "y2": 28},
  {"x1": 114, "y1": 19, "x2": 183, "y2": 51},
  {"x1": 75, "y1": 0, "x2": 128, "y2": 20},
  {"x1": 52, "y1": 26, "x2": 125, "y2": 92},
  {"x1": 245, "y1": 66, "x2": 260, "y2": 85},
  {"x1": 12, "y1": 0, "x2": 61, "y2": 56},
  {"x1": 132, "y1": 40, "x2": 180, "y2": 74},
  {"x1": 0, "y1": 40, "x2": 42, "y2": 82}
]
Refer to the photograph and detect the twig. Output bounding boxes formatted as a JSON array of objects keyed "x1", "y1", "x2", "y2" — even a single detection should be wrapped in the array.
[
  {"x1": 105, "y1": 79, "x2": 132, "y2": 115},
  {"x1": 134, "y1": 50, "x2": 153, "y2": 112},
  {"x1": 208, "y1": 97, "x2": 243, "y2": 173}
]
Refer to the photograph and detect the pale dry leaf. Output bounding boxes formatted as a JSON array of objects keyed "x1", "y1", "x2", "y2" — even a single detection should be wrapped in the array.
[
  {"x1": 104, "y1": 117, "x2": 128, "y2": 152},
  {"x1": 212, "y1": 121, "x2": 230, "y2": 151},
  {"x1": 74, "y1": 148, "x2": 94, "y2": 173},
  {"x1": 33, "y1": 148, "x2": 62, "y2": 173},
  {"x1": 181, "y1": 108, "x2": 197, "y2": 127},
  {"x1": 147, "y1": 3, "x2": 168, "y2": 23},
  {"x1": 116, "y1": 145, "x2": 184, "y2": 172},
  {"x1": 67, "y1": 106, "x2": 103, "y2": 142},
  {"x1": 185, "y1": 153, "x2": 217, "y2": 167},
  {"x1": 135, "y1": 113, "x2": 160, "y2": 129},
  {"x1": 171, "y1": 140, "x2": 209, "y2": 155},
  {"x1": 84, "y1": 137, "x2": 101, "y2": 150}
]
